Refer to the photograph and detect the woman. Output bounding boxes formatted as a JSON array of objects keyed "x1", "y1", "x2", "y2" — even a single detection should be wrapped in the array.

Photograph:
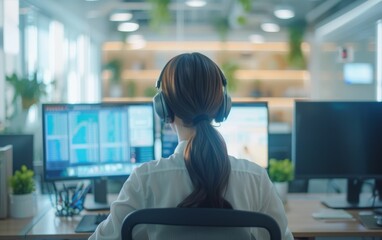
[{"x1": 89, "y1": 52, "x2": 293, "y2": 239}]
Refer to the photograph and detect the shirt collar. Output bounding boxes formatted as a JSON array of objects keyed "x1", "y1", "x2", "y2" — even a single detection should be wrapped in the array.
[{"x1": 174, "y1": 140, "x2": 188, "y2": 155}]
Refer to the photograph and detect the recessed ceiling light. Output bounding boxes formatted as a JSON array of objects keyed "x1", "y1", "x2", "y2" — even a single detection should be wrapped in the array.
[
  {"x1": 118, "y1": 22, "x2": 139, "y2": 32},
  {"x1": 110, "y1": 12, "x2": 133, "y2": 22},
  {"x1": 261, "y1": 23, "x2": 280, "y2": 33},
  {"x1": 274, "y1": 5, "x2": 295, "y2": 19},
  {"x1": 249, "y1": 34, "x2": 265, "y2": 43},
  {"x1": 186, "y1": 0, "x2": 207, "y2": 7}
]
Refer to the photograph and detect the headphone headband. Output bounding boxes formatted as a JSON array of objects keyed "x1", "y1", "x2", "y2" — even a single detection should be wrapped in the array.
[{"x1": 153, "y1": 62, "x2": 231, "y2": 123}]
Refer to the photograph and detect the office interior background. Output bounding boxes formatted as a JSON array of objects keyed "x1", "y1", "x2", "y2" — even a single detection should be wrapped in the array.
[{"x1": 0, "y1": 0, "x2": 382, "y2": 238}]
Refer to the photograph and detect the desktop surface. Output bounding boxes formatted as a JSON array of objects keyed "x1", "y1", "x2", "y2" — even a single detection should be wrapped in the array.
[
  {"x1": 0, "y1": 195, "x2": 50, "y2": 240},
  {"x1": 16, "y1": 193, "x2": 382, "y2": 239},
  {"x1": 287, "y1": 194, "x2": 382, "y2": 238}
]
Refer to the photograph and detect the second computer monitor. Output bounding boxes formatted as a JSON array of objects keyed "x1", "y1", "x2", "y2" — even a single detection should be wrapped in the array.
[{"x1": 161, "y1": 101, "x2": 269, "y2": 168}]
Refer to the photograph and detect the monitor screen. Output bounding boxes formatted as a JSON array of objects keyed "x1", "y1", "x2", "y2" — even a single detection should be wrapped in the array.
[
  {"x1": 161, "y1": 101, "x2": 269, "y2": 168},
  {"x1": 293, "y1": 101, "x2": 382, "y2": 208},
  {"x1": 42, "y1": 102, "x2": 155, "y2": 181},
  {"x1": 269, "y1": 133, "x2": 291, "y2": 161},
  {"x1": 343, "y1": 63, "x2": 373, "y2": 84}
]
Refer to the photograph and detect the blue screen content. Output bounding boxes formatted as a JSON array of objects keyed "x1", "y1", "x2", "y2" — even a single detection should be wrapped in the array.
[
  {"x1": 43, "y1": 103, "x2": 155, "y2": 180},
  {"x1": 161, "y1": 102, "x2": 269, "y2": 168}
]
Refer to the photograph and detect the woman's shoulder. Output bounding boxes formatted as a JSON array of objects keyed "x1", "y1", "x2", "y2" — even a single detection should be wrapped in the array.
[
  {"x1": 229, "y1": 156, "x2": 267, "y2": 177},
  {"x1": 133, "y1": 153, "x2": 186, "y2": 176}
]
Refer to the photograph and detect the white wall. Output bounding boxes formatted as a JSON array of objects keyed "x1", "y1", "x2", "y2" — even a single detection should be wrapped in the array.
[
  {"x1": 0, "y1": 1, "x2": 4, "y2": 131},
  {"x1": 310, "y1": 0, "x2": 382, "y2": 100},
  {"x1": 305, "y1": 1, "x2": 382, "y2": 195}
]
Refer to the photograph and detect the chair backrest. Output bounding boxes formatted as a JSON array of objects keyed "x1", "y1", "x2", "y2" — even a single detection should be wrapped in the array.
[{"x1": 121, "y1": 208, "x2": 281, "y2": 240}]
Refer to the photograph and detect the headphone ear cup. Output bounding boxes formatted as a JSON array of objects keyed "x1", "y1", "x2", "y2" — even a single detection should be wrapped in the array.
[
  {"x1": 153, "y1": 92, "x2": 174, "y2": 123},
  {"x1": 153, "y1": 93, "x2": 164, "y2": 119},
  {"x1": 215, "y1": 92, "x2": 231, "y2": 122},
  {"x1": 225, "y1": 94, "x2": 232, "y2": 119}
]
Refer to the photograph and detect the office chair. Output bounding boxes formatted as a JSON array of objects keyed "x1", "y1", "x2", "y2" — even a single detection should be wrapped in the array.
[{"x1": 121, "y1": 208, "x2": 281, "y2": 240}]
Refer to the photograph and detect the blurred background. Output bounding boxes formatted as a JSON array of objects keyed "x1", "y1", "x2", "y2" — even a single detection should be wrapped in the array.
[{"x1": 0, "y1": 0, "x2": 381, "y2": 170}]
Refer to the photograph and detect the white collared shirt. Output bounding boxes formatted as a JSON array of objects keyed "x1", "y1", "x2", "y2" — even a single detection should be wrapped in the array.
[{"x1": 89, "y1": 141, "x2": 293, "y2": 240}]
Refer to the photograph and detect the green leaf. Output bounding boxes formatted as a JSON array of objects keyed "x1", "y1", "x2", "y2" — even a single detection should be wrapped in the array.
[
  {"x1": 148, "y1": 0, "x2": 171, "y2": 30},
  {"x1": 221, "y1": 61, "x2": 239, "y2": 92},
  {"x1": 5, "y1": 72, "x2": 47, "y2": 107},
  {"x1": 8, "y1": 165, "x2": 35, "y2": 194},
  {"x1": 238, "y1": 0, "x2": 252, "y2": 12},
  {"x1": 268, "y1": 159, "x2": 294, "y2": 182}
]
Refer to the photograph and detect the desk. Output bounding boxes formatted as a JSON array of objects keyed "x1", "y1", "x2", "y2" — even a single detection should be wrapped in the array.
[
  {"x1": 286, "y1": 194, "x2": 382, "y2": 239},
  {"x1": 4, "y1": 193, "x2": 381, "y2": 240},
  {"x1": 26, "y1": 208, "x2": 95, "y2": 239},
  {"x1": 26, "y1": 194, "x2": 114, "y2": 240},
  {"x1": 0, "y1": 196, "x2": 50, "y2": 240},
  {"x1": 0, "y1": 217, "x2": 37, "y2": 240}
]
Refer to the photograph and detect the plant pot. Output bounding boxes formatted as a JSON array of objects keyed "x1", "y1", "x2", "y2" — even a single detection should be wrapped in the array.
[
  {"x1": 110, "y1": 83, "x2": 123, "y2": 97},
  {"x1": 21, "y1": 98, "x2": 37, "y2": 110},
  {"x1": 274, "y1": 182, "x2": 288, "y2": 203},
  {"x1": 9, "y1": 193, "x2": 37, "y2": 218}
]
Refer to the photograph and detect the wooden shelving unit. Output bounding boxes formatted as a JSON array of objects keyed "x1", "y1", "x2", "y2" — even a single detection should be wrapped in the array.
[{"x1": 101, "y1": 41, "x2": 310, "y2": 126}]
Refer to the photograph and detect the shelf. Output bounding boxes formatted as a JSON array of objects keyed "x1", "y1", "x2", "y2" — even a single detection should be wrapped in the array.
[
  {"x1": 102, "y1": 97, "x2": 304, "y2": 109},
  {"x1": 103, "y1": 41, "x2": 310, "y2": 52},
  {"x1": 102, "y1": 41, "x2": 309, "y2": 120},
  {"x1": 235, "y1": 70, "x2": 309, "y2": 81},
  {"x1": 232, "y1": 97, "x2": 303, "y2": 108},
  {"x1": 118, "y1": 69, "x2": 309, "y2": 81},
  {"x1": 102, "y1": 97, "x2": 152, "y2": 102}
]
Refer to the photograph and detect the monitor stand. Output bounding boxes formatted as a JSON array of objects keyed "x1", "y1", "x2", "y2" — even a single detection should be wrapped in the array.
[
  {"x1": 84, "y1": 178, "x2": 110, "y2": 211},
  {"x1": 322, "y1": 178, "x2": 382, "y2": 209}
]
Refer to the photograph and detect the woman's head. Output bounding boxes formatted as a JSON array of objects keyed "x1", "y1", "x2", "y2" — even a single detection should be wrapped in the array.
[
  {"x1": 154, "y1": 52, "x2": 232, "y2": 209},
  {"x1": 154, "y1": 52, "x2": 231, "y2": 125}
]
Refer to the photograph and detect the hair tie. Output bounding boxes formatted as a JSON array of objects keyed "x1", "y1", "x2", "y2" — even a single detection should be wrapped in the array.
[{"x1": 192, "y1": 114, "x2": 210, "y2": 125}]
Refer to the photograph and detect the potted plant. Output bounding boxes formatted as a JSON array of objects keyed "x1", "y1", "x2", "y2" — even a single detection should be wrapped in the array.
[
  {"x1": 6, "y1": 72, "x2": 47, "y2": 110},
  {"x1": 148, "y1": 0, "x2": 171, "y2": 30},
  {"x1": 8, "y1": 165, "x2": 37, "y2": 218},
  {"x1": 268, "y1": 159, "x2": 294, "y2": 203},
  {"x1": 221, "y1": 60, "x2": 239, "y2": 93},
  {"x1": 104, "y1": 59, "x2": 123, "y2": 97},
  {"x1": 287, "y1": 20, "x2": 307, "y2": 69}
]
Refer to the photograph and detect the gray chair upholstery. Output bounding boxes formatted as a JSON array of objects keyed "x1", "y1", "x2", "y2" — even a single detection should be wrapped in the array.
[{"x1": 121, "y1": 208, "x2": 281, "y2": 240}]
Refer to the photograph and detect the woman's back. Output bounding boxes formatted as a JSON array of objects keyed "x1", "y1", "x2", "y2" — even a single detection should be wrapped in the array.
[{"x1": 127, "y1": 141, "x2": 290, "y2": 239}]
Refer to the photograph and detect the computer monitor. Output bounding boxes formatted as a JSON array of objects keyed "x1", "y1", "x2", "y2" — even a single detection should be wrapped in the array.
[
  {"x1": 0, "y1": 134, "x2": 34, "y2": 173},
  {"x1": 269, "y1": 133, "x2": 291, "y2": 160},
  {"x1": 161, "y1": 101, "x2": 269, "y2": 168},
  {"x1": 293, "y1": 101, "x2": 382, "y2": 209},
  {"x1": 42, "y1": 102, "x2": 155, "y2": 209}
]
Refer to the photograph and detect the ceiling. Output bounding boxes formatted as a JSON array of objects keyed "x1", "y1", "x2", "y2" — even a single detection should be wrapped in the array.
[{"x1": 23, "y1": 0, "x2": 360, "y2": 43}]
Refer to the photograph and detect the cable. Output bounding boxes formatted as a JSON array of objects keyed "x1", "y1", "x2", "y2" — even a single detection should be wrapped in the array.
[{"x1": 327, "y1": 179, "x2": 341, "y2": 194}]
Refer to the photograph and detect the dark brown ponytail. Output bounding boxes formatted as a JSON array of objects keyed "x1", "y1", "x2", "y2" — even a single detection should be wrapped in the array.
[
  {"x1": 180, "y1": 121, "x2": 232, "y2": 208},
  {"x1": 161, "y1": 52, "x2": 232, "y2": 209}
]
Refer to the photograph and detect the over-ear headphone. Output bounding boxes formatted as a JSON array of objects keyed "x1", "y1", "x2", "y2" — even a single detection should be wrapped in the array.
[{"x1": 153, "y1": 65, "x2": 232, "y2": 123}]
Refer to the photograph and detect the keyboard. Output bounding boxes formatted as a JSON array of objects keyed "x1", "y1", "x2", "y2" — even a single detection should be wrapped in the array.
[{"x1": 75, "y1": 214, "x2": 109, "y2": 233}]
